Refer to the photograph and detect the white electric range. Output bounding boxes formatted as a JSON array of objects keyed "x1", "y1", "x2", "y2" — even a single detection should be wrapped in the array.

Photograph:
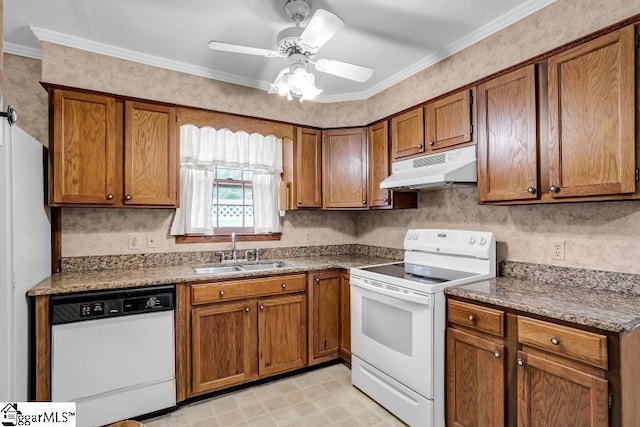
[{"x1": 350, "y1": 229, "x2": 496, "y2": 427}]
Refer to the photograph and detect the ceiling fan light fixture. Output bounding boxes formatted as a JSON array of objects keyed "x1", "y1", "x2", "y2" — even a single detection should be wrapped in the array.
[{"x1": 268, "y1": 64, "x2": 322, "y2": 102}]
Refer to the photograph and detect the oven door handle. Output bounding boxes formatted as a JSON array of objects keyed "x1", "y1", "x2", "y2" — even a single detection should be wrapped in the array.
[{"x1": 351, "y1": 279, "x2": 431, "y2": 306}]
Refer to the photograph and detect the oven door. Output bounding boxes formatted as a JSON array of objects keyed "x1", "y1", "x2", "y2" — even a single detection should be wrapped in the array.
[{"x1": 351, "y1": 275, "x2": 434, "y2": 398}]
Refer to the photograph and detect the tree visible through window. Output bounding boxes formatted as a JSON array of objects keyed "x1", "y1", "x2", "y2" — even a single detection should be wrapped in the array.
[{"x1": 212, "y1": 167, "x2": 254, "y2": 233}]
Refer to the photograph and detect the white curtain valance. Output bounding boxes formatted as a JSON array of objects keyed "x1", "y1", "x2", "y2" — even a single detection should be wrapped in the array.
[
  {"x1": 170, "y1": 125, "x2": 283, "y2": 236},
  {"x1": 179, "y1": 125, "x2": 283, "y2": 172}
]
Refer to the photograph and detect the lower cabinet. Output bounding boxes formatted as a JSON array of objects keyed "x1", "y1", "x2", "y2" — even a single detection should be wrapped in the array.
[
  {"x1": 446, "y1": 328, "x2": 505, "y2": 427},
  {"x1": 189, "y1": 276, "x2": 307, "y2": 396},
  {"x1": 308, "y1": 270, "x2": 341, "y2": 364},
  {"x1": 445, "y1": 297, "x2": 634, "y2": 427}
]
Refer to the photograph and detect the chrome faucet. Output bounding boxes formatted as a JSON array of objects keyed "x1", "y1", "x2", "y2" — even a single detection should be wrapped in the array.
[{"x1": 231, "y1": 232, "x2": 237, "y2": 263}]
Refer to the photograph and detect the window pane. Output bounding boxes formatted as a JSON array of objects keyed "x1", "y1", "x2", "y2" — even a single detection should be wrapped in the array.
[
  {"x1": 243, "y1": 170, "x2": 253, "y2": 180},
  {"x1": 245, "y1": 206, "x2": 254, "y2": 227},
  {"x1": 218, "y1": 184, "x2": 243, "y2": 205},
  {"x1": 218, "y1": 205, "x2": 244, "y2": 227},
  {"x1": 218, "y1": 168, "x2": 243, "y2": 180},
  {"x1": 244, "y1": 186, "x2": 253, "y2": 204}
]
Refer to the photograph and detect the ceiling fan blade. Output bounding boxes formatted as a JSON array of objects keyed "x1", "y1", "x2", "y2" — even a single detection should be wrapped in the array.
[
  {"x1": 313, "y1": 58, "x2": 374, "y2": 83},
  {"x1": 299, "y1": 9, "x2": 345, "y2": 51},
  {"x1": 208, "y1": 41, "x2": 283, "y2": 58}
]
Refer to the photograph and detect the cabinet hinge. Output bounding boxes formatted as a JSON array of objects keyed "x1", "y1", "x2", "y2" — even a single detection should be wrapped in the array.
[
  {"x1": 470, "y1": 123, "x2": 473, "y2": 135},
  {"x1": 608, "y1": 389, "x2": 613, "y2": 409},
  {"x1": 636, "y1": 168, "x2": 639, "y2": 182}
]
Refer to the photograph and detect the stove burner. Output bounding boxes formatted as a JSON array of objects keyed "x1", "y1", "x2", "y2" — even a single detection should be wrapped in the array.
[{"x1": 359, "y1": 262, "x2": 476, "y2": 286}]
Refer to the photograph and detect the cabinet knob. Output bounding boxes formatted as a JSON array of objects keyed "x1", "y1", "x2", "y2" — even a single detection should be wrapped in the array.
[
  {"x1": 281, "y1": 283, "x2": 287, "y2": 289},
  {"x1": 124, "y1": 194, "x2": 132, "y2": 201},
  {"x1": 106, "y1": 193, "x2": 114, "y2": 200},
  {"x1": 527, "y1": 187, "x2": 536, "y2": 194},
  {"x1": 219, "y1": 290, "x2": 225, "y2": 296},
  {"x1": 245, "y1": 307, "x2": 250, "y2": 312},
  {"x1": 362, "y1": 200, "x2": 367, "y2": 205},
  {"x1": 298, "y1": 199, "x2": 302, "y2": 204},
  {"x1": 417, "y1": 143, "x2": 424, "y2": 149},
  {"x1": 468, "y1": 314, "x2": 476, "y2": 322},
  {"x1": 260, "y1": 305, "x2": 264, "y2": 311},
  {"x1": 494, "y1": 352, "x2": 500, "y2": 359},
  {"x1": 550, "y1": 337, "x2": 560, "y2": 346},
  {"x1": 315, "y1": 278, "x2": 320, "y2": 283},
  {"x1": 428, "y1": 141, "x2": 435, "y2": 146},
  {"x1": 383, "y1": 197, "x2": 388, "y2": 203},
  {"x1": 549, "y1": 186, "x2": 559, "y2": 193},
  {"x1": 517, "y1": 358, "x2": 525, "y2": 366}
]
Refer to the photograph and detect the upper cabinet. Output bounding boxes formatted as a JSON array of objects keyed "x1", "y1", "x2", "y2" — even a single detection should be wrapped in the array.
[
  {"x1": 368, "y1": 120, "x2": 418, "y2": 210},
  {"x1": 322, "y1": 127, "x2": 368, "y2": 209},
  {"x1": 425, "y1": 88, "x2": 475, "y2": 153},
  {"x1": 124, "y1": 102, "x2": 178, "y2": 206},
  {"x1": 547, "y1": 25, "x2": 636, "y2": 199},
  {"x1": 390, "y1": 107, "x2": 425, "y2": 160},
  {"x1": 477, "y1": 65, "x2": 538, "y2": 202},
  {"x1": 49, "y1": 88, "x2": 179, "y2": 207},
  {"x1": 51, "y1": 90, "x2": 118, "y2": 205},
  {"x1": 294, "y1": 127, "x2": 322, "y2": 208}
]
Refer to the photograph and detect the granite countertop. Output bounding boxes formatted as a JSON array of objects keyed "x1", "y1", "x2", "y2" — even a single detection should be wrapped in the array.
[
  {"x1": 445, "y1": 277, "x2": 640, "y2": 333},
  {"x1": 27, "y1": 255, "x2": 396, "y2": 297}
]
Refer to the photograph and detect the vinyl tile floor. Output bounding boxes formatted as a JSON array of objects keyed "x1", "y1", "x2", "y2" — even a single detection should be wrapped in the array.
[{"x1": 143, "y1": 364, "x2": 407, "y2": 426}]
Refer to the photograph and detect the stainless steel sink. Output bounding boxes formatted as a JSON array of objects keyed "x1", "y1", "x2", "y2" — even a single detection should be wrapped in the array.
[
  {"x1": 238, "y1": 262, "x2": 292, "y2": 271},
  {"x1": 193, "y1": 265, "x2": 243, "y2": 274}
]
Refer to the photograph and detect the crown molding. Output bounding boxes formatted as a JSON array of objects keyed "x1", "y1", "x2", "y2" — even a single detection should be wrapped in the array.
[
  {"x1": 27, "y1": 0, "x2": 555, "y2": 103},
  {"x1": 2, "y1": 42, "x2": 42, "y2": 59}
]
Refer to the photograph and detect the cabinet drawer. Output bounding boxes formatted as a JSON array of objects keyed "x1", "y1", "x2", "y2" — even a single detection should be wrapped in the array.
[
  {"x1": 192, "y1": 274, "x2": 306, "y2": 305},
  {"x1": 518, "y1": 317, "x2": 607, "y2": 369},
  {"x1": 447, "y1": 300, "x2": 504, "y2": 337}
]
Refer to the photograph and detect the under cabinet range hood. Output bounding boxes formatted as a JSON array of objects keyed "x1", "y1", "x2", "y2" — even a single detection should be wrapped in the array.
[{"x1": 380, "y1": 145, "x2": 477, "y2": 190}]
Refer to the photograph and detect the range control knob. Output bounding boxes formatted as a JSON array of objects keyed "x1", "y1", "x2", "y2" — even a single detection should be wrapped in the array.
[
  {"x1": 412, "y1": 234, "x2": 418, "y2": 240},
  {"x1": 146, "y1": 298, "x2": 157, "y2": 308},
  {"x1": 468, "y1": 237, "x2": 476, "y2": 245},
  {"x1": 479, "y1": 238, "x2": 487, "y2": 246}
]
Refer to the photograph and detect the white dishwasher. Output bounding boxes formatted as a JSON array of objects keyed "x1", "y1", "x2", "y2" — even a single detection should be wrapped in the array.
[{"x1": 51, "y1": 285, "x2": 176, "y2": 427}]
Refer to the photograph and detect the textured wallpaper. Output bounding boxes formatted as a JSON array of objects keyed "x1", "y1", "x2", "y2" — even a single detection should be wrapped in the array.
[
  {"x1": 11, "y1": 0, "x2": 640, "y2": 275},
  {"x1": 3, "y1": 54, "x2": 48, "y2": 146}
]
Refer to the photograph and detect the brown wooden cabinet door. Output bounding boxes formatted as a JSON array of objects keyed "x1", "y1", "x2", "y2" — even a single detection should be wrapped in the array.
[
  {"x1": 517, "y1": 351, "x2": 608, "y2": 427},
  {"x1": 295, "y1": 127, "x2": 322, "y2": 208},
  {"x1": 323, "y1": 128, "x2": 368, "y2": 209},
  {"x1": 548, "y1": 25, "x2": 635, "y2": 198},
  {"x1": 425, "y1": 89, "x2": 473, "y2": 153},
  {"x1": 368, "y1": 121, "x2": 392, "y2": 208},
  {"x1": 258, "y1": 294, "x2": 307, "y2": 377},
  {"x1": 339, "y1": 272, "x2": 351, "y2": 363},
  {"x1": 309, "y1": 271, "x2": 340, "y2": 362},
  {"x1": 52, "y1": 90, "x2": 118, "y2": 205},
  {"x1": 447, "y1": 328, "x2": 505, "y2": 427},
  {"x1": 477, "y1": 65, "x2": 538, "y2": 202},
  {"x1": 191, "y1": 301, "x2": 254, "y2": 394},
  {"x1": 391, "y1": 107, "x2": 425, "y2": 160},
  {"x1": 124, "y1": 101, "x2": 178, "y2": 206}
]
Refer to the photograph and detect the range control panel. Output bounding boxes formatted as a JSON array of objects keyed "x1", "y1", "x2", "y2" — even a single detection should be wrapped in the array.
[{"x1": 404, "y1": 229, "x2": 495, "y2": 259}]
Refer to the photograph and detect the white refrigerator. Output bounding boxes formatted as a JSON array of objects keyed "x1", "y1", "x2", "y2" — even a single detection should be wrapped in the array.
[{"x1": 0, "y1": 122, "x2": 51, "y2": 401}]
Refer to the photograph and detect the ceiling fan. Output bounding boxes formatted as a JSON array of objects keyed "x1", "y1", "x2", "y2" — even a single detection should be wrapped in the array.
[{"x1": 208, "y1": 0, "x2": 374, "y2": 101}]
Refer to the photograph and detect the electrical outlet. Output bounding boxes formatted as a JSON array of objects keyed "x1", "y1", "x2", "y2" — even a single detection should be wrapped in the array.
[
  {"x1": 147, "y1": 233, "x2": 158, "y2": 248},
  {"x1": 128, "y1": 233, "x2": 144, "y2": 250},
  {"x1": 551, "y1": 240, "x2": 565, "y2": 261}
]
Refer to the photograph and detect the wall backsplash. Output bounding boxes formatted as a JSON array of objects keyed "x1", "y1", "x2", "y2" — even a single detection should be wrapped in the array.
[
  {"x1": 61, "y1": 208, "x2": 357, "y2": 257},
  {"x1": 356, "y1": 188, "x2": 640, "y2": 274}
]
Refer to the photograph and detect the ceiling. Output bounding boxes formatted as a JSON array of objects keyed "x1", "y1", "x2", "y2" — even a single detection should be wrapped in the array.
[{"x1": 3, "y1": 0, "x2": 555, "y2": 102}]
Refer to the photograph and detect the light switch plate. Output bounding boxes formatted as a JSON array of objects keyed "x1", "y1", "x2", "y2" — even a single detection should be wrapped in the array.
[{"x1": 147, "y1": 233, "x2": 158, "y2": 248}]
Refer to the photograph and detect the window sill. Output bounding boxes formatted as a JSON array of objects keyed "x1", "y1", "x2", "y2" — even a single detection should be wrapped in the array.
[{"x1": 175, "y1": 233, "x2": 282, "y2": 244}]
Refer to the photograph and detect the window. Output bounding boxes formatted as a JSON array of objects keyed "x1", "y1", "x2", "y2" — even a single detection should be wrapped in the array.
[
  {"x1": 170, "y1": 125, "x2": 283, "y2": 242},
  {"x1": 212, "y1": 167, "x2": 254, "y2": 232}
]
